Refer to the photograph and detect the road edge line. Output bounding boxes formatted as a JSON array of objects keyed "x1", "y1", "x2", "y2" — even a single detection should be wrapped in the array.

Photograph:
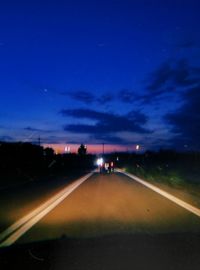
[{"x1": 117, "y1": 169, "x2": 200, "y2": 218}]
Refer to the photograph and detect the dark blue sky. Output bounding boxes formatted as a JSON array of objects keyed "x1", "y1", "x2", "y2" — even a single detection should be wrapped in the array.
[{"x1": 0, "y1": 0, "x2": 200, "y2": 152}]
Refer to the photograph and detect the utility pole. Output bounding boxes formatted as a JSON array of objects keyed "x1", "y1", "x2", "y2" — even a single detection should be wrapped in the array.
[{"x1": 102, "y1": 143, "x2": 104, "y2": 155}]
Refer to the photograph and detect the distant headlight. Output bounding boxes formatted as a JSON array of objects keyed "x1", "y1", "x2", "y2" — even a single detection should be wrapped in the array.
[{"x1": 96, "y1": 158, "x2": 103, "y2": 166}]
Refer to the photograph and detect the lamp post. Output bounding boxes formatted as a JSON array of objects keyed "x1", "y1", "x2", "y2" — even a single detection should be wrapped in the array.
[{"x1": 102, "y1": 143, "x2": 104, "y2": 155}]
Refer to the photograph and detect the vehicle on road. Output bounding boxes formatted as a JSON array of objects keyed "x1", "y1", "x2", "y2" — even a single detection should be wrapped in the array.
[{"x1": 98, "y1": 159, "x2": 115, "y2": 174}]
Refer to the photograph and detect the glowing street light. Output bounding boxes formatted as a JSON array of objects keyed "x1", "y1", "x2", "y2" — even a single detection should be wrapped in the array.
[
  {"x1": 64, "y1": 146, "x2": 71, "y2": 153},
  {"x1": 136, "y1": 145, "x2": 140, "y2": 150},
  {"x1": 96, "y1": 157, "x2": 103, "y2": 166}
]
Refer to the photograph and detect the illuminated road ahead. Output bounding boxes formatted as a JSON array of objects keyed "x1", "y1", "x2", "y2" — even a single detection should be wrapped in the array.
[
  {"x1": 1, "y1": 171, "x2": 200, "y2": 247},
  {"x1": 1, "y1": 171, "x2": 200, "y2": 269}
]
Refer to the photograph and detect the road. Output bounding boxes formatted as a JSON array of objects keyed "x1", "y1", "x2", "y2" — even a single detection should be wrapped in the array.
[
  {"x1": 1, "y1": 171, "x2": 200, "y2": 269},
  {"x1": 1, "y1": 171, "x2": 200, "y2": 245}
]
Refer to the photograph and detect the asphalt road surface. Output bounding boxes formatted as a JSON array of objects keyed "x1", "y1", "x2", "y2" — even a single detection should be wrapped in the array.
[{"x1": 1, "y1": 171, "x2": 200, "y2": 269}]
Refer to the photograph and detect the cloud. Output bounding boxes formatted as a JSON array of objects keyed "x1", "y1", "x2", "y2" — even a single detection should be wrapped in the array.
[
  {"x1": 146, "y1": 59, "x2": 199, "y2": 91},
  {"x1": 177, "y1": 40, "x2": 197, "y2": 49},
  {"x1": 60, "y1": 109, "x2": 150, "y2": 142},
  {"x1": 62, "y1": 89, "x2": 143, "y2": 105},
  {"x1": 28, "y1": 81, "x2": 145, "y2": 106},
  {"x1": 0, "y1": 135, "x2": 14, "y2": 142},
  {"x1": 165, "y1": 85, "x2": 200, "y2": 149},
  {"x1": 118, "y1": 89, "x2": 138, "y2": 103},
  {"x1": 90, "y1": 134, "x2": 128, "y2": 144},
  {"x1": 61, "y1": 90, "x2": 95, "y2": 104},
  {"x1": 24, "y1": 127, "x2": 55, "y2": 133},
  {"x1": 97, "y1": 93, "x2": 114, "y2": 104},
  {"x1": 61, "y1": 90, "x2": 115, "y2": 105},
  {"x1": 176, "y1": 37, "x2": 200, "y2": 49},
  {"x1": 173, "y1": 59, "x2": 200, "y2": 86},
  {"x1": 142, "y1": 59, "x2": 200, "y2": 104},
  {"x1": 147, "y1": 61, "x2": 173, "y2": 92},
  {"x1": 31, "y1": 86, "x2": 96, "y2": 105}
]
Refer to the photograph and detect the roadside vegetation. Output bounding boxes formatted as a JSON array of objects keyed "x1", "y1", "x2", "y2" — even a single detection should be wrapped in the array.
[
  {"x1": 106, "y1": 150, "x2": 200, "y2": 187},
  {"x1": 124, "y1": 150, "x2": 200, "y2": 187},
  {"x1": 0, "y1": 142, "x2": 95, "y2": 189},
  {"x1": 1, "y1": 142, "x2": 200, "y2": 191},
  {"x1": 114, "y1": 150, "x2": 200, "y2": 207}
]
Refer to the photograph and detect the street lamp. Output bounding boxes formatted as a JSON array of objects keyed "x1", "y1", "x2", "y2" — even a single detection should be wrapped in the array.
[
  {"x1": 96, "y1": 157, "x2": 103, "y2": 166},
  {"x1": 136, "y1": 145, "x2": 140, "y2": 150}
]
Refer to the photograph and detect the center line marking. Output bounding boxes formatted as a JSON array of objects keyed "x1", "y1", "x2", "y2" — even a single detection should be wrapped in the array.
[{"x1": 0, "y1": 172, "x2": 94, "y2": 247}]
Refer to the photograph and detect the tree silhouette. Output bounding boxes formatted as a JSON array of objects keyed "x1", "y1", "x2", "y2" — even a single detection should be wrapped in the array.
[
  {"x1": 44, "y1": 147, "x2": 54, "y2": 157},
  {"x1": 78, "y1": 144, "x2": 87, "y2": 155}
]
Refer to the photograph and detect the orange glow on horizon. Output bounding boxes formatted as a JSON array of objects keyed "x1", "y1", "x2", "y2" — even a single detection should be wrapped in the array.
[{"x1": 42, "y1": 143, "x2": 135, "y2": 154}]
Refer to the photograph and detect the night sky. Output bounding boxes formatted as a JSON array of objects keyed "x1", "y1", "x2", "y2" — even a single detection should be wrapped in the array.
[{"x1": 0, "y1": 0, "x2": 200, "y2": 153}]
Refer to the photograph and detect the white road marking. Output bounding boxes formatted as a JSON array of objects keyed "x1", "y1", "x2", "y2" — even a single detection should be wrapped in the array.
[
  {"x1": 118, "y1": 169, "x2": 200, "y2": 218},
  {"x1": 0, "y1": 172, "x2": 94, "y2": 247}
]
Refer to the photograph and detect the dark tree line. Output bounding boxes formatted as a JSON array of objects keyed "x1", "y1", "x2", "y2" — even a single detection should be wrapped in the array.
[
  {"x1": 0, "y1": 142, "x2": 95, "y2": 188},
  {"x1": 105, "y1": 149, "x2": 200, "y2": 184}
]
